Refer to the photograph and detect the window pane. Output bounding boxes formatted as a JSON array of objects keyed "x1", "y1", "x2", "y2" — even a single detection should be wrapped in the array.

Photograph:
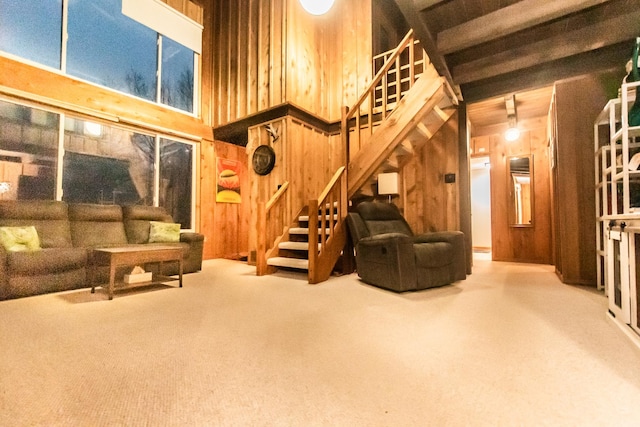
[
  {"x1": 161, "y1": 37, "x2": 194, "y2": 113},
  {"x1": 160, "y1": 139, "x2": 192, "y2": 228},
  {"x1": 63, "y1": 118, "x2": 154, "y2": 205},
  {"x1": 67, "y1": 0, "x2": 157, "y2": 101},
  {"x1": 0, "y1": 100, "x2": 58, "y2": 201},
  {"x1": 0, "y1": 0, "x2": 62, "y2": 69}
]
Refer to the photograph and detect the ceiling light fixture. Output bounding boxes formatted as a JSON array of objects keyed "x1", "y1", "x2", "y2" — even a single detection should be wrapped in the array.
[
  {"x1": 299, "y1": 0, "x2": 335, "y2": 15},
  {"x1": 505, "y1": 114, "x2": 520, "y2": 142},
  {"x1": 504, "y1": 94, "x2": 520, "y2": 142}
]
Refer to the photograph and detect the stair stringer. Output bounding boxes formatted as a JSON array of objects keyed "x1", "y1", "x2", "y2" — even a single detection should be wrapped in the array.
[{"x1": 347, "y1": 74, "x2": 454, "y2": 198}]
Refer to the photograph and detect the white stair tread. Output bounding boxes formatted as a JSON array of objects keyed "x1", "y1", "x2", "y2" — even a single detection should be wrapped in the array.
[
  {"x1": 279, "y1": 241, "x2": 321, "y2": 251},
  {"x1": 290, "y1": 227, "x2": 332, "y2": 234},
  {"x1": 298, "y1": 214, "x2": 339, "y2": 222},
  {"x1": 267, "y1": 257, "x2": 309, "y2": 270}
]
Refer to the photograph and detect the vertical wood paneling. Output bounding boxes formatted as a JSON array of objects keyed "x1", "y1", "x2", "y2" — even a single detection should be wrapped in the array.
[
  {"x1": 489, "y1": 126, "x2": 552, "y2": 264},
  {"x1": 553, "y1": 75, "x2": 612, "y2": 285},
  {"x1": 200, "y1": 139, "x2": 251, "y2": 259},
  {"x1": 403, "y1": 113, "x2": 460, "y2": 235},
  {"x1": 209, "y1": 0, "x2": 372, "y2": 126}
]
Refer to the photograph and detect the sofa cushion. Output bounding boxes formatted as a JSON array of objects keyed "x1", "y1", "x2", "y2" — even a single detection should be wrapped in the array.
[
  {"x1": 122, "y1": 205, "x2": 174, "y2": 244},
  {"x1": 413, "y1": 242, "x2": 453, "y2": 268},
  {"x1": 8, "y1": 247, "x2": 87, "y2": 275},
  {"x1": 0, "y1": 226, "x2": 41, "y2": 252},
  {"x1": 0, "y1": 200, "x2": 73, "y2": 248},
  {"x1": 148, "y1": 221, "x2": 180, "y2": 243},
  {"x1": 68, "y1": 204, "x2": 128, "y2": 247}
]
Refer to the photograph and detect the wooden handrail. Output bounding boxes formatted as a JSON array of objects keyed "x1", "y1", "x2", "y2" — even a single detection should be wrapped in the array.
[
  {"x1": 317, "y1": 166, "x2": 345, "y2": 204},
  {"x1": 308, "y1": 167, "x2": 348, "y2": 284},
  {"x1": 266, "y1": 181, "x2": 289, "y2": 210},
  {"x1": 343, "y1": 30, "x2": 430, "y2": 168},
  {"x1": 345, "y1": 30, "x2": 417, "y2": 123},
  {"x1": 256, "y1": 181, "x2": 290, "y2": 276}
]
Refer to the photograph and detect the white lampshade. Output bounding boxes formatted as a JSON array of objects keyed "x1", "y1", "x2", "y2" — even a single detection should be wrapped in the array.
[
  {"x1": 299, "y1": 0, "x2": 335, "y2": 15},
  {"x1": 378, "y1": 172, "x2": 399, "y2": 195}
]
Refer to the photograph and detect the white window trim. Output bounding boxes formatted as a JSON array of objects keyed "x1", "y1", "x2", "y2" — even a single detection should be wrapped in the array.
[{"x1": 122, "y1": 0, "x2": 203, "y2": 54}]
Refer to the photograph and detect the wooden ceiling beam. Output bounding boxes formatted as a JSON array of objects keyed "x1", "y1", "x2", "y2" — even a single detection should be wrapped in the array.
[
  {"x1": 393, "y1": 0, "x2": 462, "y2": 100},
  {"x1": 452, "y1": 11, "x2": 640, "y2": 85},
  {"x1": 437, "y1": 0, "x2": 612, "y2": 54},
  {"x1": 412, "y1": 0, "x2": 446, "y2": 12},
  {"x1": 460, "y1": 41, "x2": 630, "y2": 102}
]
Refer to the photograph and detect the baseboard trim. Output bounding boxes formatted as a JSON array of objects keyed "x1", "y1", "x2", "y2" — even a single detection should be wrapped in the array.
[{"x1": 607, "y1": 311, "x2": 640, "y2": 350}]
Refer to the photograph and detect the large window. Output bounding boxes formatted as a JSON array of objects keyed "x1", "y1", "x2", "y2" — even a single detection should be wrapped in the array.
[
  {"x1": 63, "y1": 118, "x2": 155, "y2": 205},
  {"x1": 161, "y1": 37, "x2": 195, "y2": 113},
  {"x1": 0, "y1": 100, "x2": 58, "y2": 201},
  {"x1": 67, "y1": 0, "x2": 158, "y2": 101},
  {"x1": 0, "y1": 99, "x2": 196, "y2": 230},
  {"x1": 0, "y1": 0, "x2": 63, "y2": 69},
  {"x1": 0, "y1": 0, "x2": 200, "y2": 114}
]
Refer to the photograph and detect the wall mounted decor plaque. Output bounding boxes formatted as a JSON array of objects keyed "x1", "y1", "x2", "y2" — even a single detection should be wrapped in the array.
[{"x1": 252, "y1": 145, "x2": 276, "y2": 175}]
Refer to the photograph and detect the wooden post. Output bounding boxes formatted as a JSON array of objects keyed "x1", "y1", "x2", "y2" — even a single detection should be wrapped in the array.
[{"x1": 256, "y1": 201, "x2": 266, "y2": 275}]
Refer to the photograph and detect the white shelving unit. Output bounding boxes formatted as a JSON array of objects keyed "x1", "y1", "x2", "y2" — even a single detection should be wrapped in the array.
[{"x1": 595, "y1": 80, "x2": 640, "y2": 343}]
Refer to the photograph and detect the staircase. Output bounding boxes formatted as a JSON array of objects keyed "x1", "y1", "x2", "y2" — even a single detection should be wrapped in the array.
[
  {"x1": 344, "y1": 30, "x2": 458, "y2": 198},
  {"x1": 256, "y1": 30, "x2": 457, "y2": 283},
  {"x1": 266, "y1": 204, "x2": 338, "y2": 272},
  {"x1": 257, "y1": 167, "x2": 348, "y2": 284}
]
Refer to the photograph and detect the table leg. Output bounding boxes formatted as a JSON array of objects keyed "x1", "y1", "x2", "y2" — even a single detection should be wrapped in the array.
[
  {"x1": 179, "y1": 259, "x2": 183, "y2": 288},
  {"x1": 109, "y1": 262, "x2": 116, "y2": 300},
  {"x1": 90, "y1": 263, "x2": 96, "y2": 294}
]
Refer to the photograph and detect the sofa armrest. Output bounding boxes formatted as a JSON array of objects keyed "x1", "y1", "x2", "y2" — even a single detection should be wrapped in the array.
[
  {"x1": 179, "y1": 232, "x2": 204, "y2": 273},
  {"x1": 180, "y1": 232, "x2": 204, "y2": 243},
  {"x1": 0, "y1": 246, "x2": 7, "y2": 292}
]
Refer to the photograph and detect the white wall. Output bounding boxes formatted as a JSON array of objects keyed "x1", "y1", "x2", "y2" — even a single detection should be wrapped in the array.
[{"x1": 471, "y1": 156, "x2": 492, "y2": 250}]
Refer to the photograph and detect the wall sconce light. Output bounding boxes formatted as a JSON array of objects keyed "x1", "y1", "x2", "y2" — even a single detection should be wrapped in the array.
[
  {"x1": 0, "y1": 182, "x2": 11, "y2": 195},
  {"x1": 378, "y1": 172, "x2": 399, "y2": 203},
  {"x1": 299, "y1": 0, "x2": 335, "y2": 15},
  {"x1": 505, "y1": 114, "x2": 520, "y2": 142}
]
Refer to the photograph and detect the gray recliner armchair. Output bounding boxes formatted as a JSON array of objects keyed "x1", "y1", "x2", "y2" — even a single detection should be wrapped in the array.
[{"x1": 347, "y1": 201, "x2": 466, "y2": 292}]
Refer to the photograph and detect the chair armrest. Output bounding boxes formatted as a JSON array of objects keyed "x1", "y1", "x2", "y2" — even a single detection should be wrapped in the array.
[
  {"x1": 358, "y1": 233, "x2": 415, "y2": 245},
  {"x1": 413, "y1": 230, "x2": 464, "y2": 245},
  {"x1": 414, "y1": 231, "x2": 466, "y2": 281},
  {"x1": 355, "y1": 233, "x2": 417, "y2": 292},
  {"x1": 357, "y1": 233, "x2": 414, "y2": 264}
]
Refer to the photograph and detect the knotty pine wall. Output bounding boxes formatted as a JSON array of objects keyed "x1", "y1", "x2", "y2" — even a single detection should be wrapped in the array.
[
  {"x1": 403, "y1": 113, "x2": 461, "y2": 234},
  {"x1": 208, "y1": 0, "x2": 372, "y2": 126},
  {"x1": 484, "y1": 123, "x2": 553, "y2": 264},
  {"x1": 203, "y1": 0, "x2": 373, "y2": 257},
  {"x1": 200, "y1": 140, "x2": 251, "y2": 259},
  {"x1": 245, "y1": 119, "x2": 343, "y2": 258}
]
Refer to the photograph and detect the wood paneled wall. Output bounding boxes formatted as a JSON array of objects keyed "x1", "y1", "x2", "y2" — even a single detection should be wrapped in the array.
[
  {"x1": 485, "y1": 122, "x2": 553, "y2": 264},
  {"x1": 209, "y1": 0, "x2": 372, "y2": 126},
  {"x1": 246, "y1": 119, "x2": 343, "y2": 256},
  {"x1": 553, "y1": 75, "x2": 613, "y2": 285},
  {"x1": 200, "y1": 140, "x2": 251, "y2": 259},
  {"x1": 403, "y1": 113, "x2": 461, "y2": 234}
]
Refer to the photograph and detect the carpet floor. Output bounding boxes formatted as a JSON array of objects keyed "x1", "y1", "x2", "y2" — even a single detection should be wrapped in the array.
[{"x1": 1, "y1": 256, "x2": 640, "y2": 426}]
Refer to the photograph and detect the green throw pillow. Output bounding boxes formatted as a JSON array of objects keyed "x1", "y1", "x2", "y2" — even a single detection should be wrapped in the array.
[
  {"x1": 148, "y1": 221, "x2": 181, "y2": 243},
  {"x1": 0, "y1": 226, "x2": 41, "y2": 252}
]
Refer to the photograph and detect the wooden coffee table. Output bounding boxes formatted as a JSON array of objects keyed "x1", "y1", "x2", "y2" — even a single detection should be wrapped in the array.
[{"x1": 91, "y1": 245, "x2": 183, "y2": 300}]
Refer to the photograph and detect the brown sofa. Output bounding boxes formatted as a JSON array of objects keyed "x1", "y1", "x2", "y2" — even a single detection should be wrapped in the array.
[{"x1": 0, "y1": 200, "x2": 204, "y2": 300}]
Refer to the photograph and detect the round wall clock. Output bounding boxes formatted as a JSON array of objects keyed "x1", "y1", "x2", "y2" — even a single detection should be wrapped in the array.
[{"x1": 252, "y1": 145, "x2": 276, "y2": 176}]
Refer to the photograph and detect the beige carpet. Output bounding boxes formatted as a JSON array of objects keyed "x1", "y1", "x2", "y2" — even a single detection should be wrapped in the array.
[{"x1": 1, "y1": 256, "x2": 640, "y2": 426}]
